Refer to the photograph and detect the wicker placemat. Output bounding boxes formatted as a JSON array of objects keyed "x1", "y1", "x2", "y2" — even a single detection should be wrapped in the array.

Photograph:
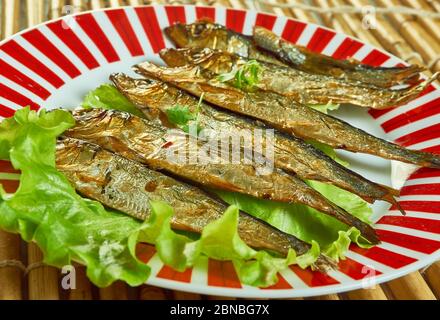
[{"x1": 0, "y1": 0, "x2": 439, "y2": 300}]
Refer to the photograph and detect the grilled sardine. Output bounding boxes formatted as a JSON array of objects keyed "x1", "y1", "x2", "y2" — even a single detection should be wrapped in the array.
[
  {"x1": 165, "y1": 20, "x2": 283, "y2": 66},
  {"x1": 160, "y1": 48, "x2": 437, "y2": 110},
  {"x1": 65, "y1": 108, "x2": 379, "y2": 244},
  {"x1": 135, "y1": 61, "x2": 440, "y2": 169},
  {"x1": 253, "y1": 26, "x2": 424, "y2": 88},
  {"x1": 111, "y1": 72, "x2": 399, "y2": 205},
  {"x1": 164, "y1": 21, "x2": 423, "y2": 87},
  {"x1": 56, "y1": 137, "x2": 317, "y2": 258}
]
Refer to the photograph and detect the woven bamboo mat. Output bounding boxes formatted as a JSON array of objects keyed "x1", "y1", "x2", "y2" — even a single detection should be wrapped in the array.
[{"x1": 0, "y1": 0, "x2": 439, "y2": 300}]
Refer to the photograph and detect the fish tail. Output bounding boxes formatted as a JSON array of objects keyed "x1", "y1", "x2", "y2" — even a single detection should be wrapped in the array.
[
  {"x1": 382, "y1": 64, "x2": 425, "y2": 85},
  {"x1": 284, "y1": 234, "x2": 336, "y2": 272},
  {"x1": 333, "y1": 205, "x2": 380, "y2": 245},
  {"x1": 393, "y1": 72, "x2": 440, "y2": 107},
  {"x1": 313, "y1": 254, "x2": 337, "y2": 273},
  {"x1": 431, "y1": 154, "x2": 440, "y2": 168}
]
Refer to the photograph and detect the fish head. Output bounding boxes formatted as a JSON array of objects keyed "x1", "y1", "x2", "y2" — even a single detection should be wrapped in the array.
[
  {"x1": 160, "y1": 47, "x2": 241, "y2": 75},
  {"x1": 110, "y1": 73, "x2": 169, "y2": 109},
  {"x1": 165, "y1": 20, "x2": 229, "y2": 50},
  {"x1": 111, "y1": 72, "x2": 196, "y2": 127}
]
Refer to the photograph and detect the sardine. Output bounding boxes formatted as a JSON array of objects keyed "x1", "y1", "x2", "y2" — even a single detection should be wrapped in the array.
[
  {"x1": 164, "y1": 21, "x2": 424, "y2": 87},
  {"x1": 253, "y1": 26, "x2": 424, "y2": 88},
  {"x1": 165, "y1": 20, "x2": 283, "y2": 66},
  {"x1": 111, "y1": 72, "x2": 399, "y2": 205},
  {"x1": 65, "y1": 108, "x2": 380, "y2": 244},
  {"x1": 134, "y1": 61, "x2": 440, "y2": 169},
  {"x1": 160, "y1": 48, "x2": 437, "y2": 110},
  {"x1": 56, "y1": 137, "x2": 319, "y2": 259}
]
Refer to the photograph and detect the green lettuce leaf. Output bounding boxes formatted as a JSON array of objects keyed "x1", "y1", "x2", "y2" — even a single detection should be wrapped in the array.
[
  {"x1": 0, "y1": 107, "x2": 323, "y2": 288},
  {"x1": 81, "y1": 85, "x2": 374, "y2": 262},
  {"x1": 0, "y1": 107, "x2": 151, "y2": 287},
  {"x1": 309, "y1": 103, "x2": 340, "y2": 114},
  {"x1": 82, "y1": 84, "x2": 145, "y2": 118}
]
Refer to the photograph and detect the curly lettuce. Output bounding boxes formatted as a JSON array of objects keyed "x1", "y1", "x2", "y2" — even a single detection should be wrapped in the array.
[
  {"x1": 83, "y1": 84, "x2": 375, "y2": 262},
  {"x1": 0, "y1": 107, "x2": 322, "y2": 288}
]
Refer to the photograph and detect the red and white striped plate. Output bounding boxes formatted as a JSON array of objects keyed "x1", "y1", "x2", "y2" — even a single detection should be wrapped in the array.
[{"x1": 0, "y1": 5, "x2": 439, "y2": 298}]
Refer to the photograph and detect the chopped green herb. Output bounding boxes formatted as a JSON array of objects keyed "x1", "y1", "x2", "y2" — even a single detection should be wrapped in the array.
[
  {"x1": 165, "y1": 93, "x2": 205, "y2": 134},
  {"x1": 165, "y1": 105, "x2": 196, "y2": 126},
  {"x1": 217, "y1": 60, "x2": 262, "y2": 90}
]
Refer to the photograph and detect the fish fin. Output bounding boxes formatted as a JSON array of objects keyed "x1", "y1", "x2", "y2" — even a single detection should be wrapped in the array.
[
  {"x1": 395, "y1": 200, "x2": 406, "y2": 216},
  {"x1": 393, "y1": 72, "x2": 439, "y2": 106},
  {"x1": 313, "y1": 254, "x2": 337, "y2": 273}
]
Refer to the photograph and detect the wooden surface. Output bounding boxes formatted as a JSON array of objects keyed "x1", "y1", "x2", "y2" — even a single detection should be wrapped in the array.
[{"x1": 0, "y1": 0, "x2": 439, "y2": 300}]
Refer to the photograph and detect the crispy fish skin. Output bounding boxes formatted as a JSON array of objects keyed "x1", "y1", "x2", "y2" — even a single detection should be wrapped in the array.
[
  {"x1": 165, "y1": 20, "x2": 283, "y2": 66},
  {"x1": 65, "y1": 108, "x2": 380, "y2": 244},
  {"x1": 111, "y1": 72, "x2": 399, "y2": 205},
  {"x1": 160, "y1": 48, "x2": 437, "y2": 110},
  {"x1": 164, "y1": 21, "x2": 424, "y2": 87},
  {"x1": 253, "y1": 26, "x2": 424, "y2": 88},
  {"x1": 135, "y1": 61, "x2": 440, "y2": 169},
  {"x1": 56, "y1": 137, "x2": 314, "y2": 257}
]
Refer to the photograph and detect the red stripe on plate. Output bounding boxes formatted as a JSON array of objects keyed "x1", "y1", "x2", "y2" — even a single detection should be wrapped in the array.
[
  {"x1": 255, "y1": 13, "x2": 277, "y2": 30},
  {"x1": 394, "y1": 122, "x2": 440, "y2": 147},
  {"x1": 381, "y1": 96, "x2": 440, "y2": 133},
  {"x1": 378, "y1": 215, "x2": 440, "y2": 234},
  {"x1": 290, "y1": 265, "x2": 339, "y2": 287},
  {"x1": 106, "y1": 9, "x2": 144, "y2": 57},
  {"x1": 424, "y1": 145, "x2": 440, "y2": 155},
  {"x1": 0, "y1": 180, "x2": 19, "y2": 193},
  {"x1": 281, "y1": 20, "x2": 307, "y2": 44},
  {"x1": 0, "y1": 105, "x2": 16, "y2": 118},
  {"x1": 21, "y1": 29, "x2": 81, "y2": 78},
  {"x1": 332, "y1": 37, "x2": 363, "y2": 60},
  {"x1": 157, "y1": 266, "x2": 193, "y2": 283},
  {"x1": 1, "y1": 40, "x2": 64, "y2": 88},
  {"x1": 350, "y1": 245, "x2": 416, "y2": 269},
  {"x1": 46, "y1": 20, "x2": 100, "y2": 70},
  {"x1": 0, "y1": 83, "x2": 40, "y2": 110},
  {"x1": 362, "y1": 49, "x2": 390, "y2": 67},
  {"x1": 408, "y1": 167, "x2": 440, "y2": 180},
  {"x1": 262, "y1": 274, "x2": 292, "y2": 290},
  {"x1": 369, "y1": 107, "x2": 397, "y2": 119},
  {"x1": 369, "y1": 85, "x2": 437, "y2": 120},
  {"x1": 225, "y1": 9, "x2": 246, "y2": 33},
  {"x1": 195, "y1": 7, "x2": 215, "y2": 21},
  {"x1": 136, "y1": 243, "x2": 156, "y2": 264},
  {"x1": 135, "y1": 7, "x2": 166, "y2": 53},
  {"x1": 307, "y1": 27, "x2": 335, "y2": 53},
  {"x1": 338, "y1": 257, "x2": 382, "y2": 280},
  {"x1": 208, "y1": 260, "x2": 242, "y2": 288},
  {"x1": 165, "y1": 5, "x2": 186, "y2": 25},
  {"x1": 75, "y1": 14, "x2": 119, "y2": 63},
  {"x1": 0, "y1": 59, "x2": 50, "y2": 100},
  {"x1": 377, "y1": 229, "x2": 440, "y2": 254},
  {"x1": 390, "y1": 200, "x2": 440, "y2": 214},
  {"x1": 0, "y1": 160, "x2": 19, "y2": 174},
  {"x1": 401, "y1": 183, "x2": 440, "y2": 196}
]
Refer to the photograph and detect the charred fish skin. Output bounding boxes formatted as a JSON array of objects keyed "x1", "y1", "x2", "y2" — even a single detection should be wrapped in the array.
[
  {"x1": 134, "y1": 61, "x2": 440, "y2": 170},
  {"x1": 160, "y1": 47, "x2": 437, "y2": 110},
  {"x1": 252, "y1": 26, "x2": 424, "y2": 88},
  {"x1": 65, "y1": 108, "x2": 380, "y2": 244},
  {"x1": 164, "y1": 20, "x2": 283, "y2": 66},
  {"x1": 111, "y1": 72, "x2": 399, "y2": 205},
  {"x1": 164, "y1": 20, "x2": 423, "y2": 88},
  {"x1": 56, "y1": 137, "x2": 315, "y2": 257}
]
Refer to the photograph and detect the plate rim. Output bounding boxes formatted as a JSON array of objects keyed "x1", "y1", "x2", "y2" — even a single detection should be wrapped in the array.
[{"x1": 0, "y1": 4, "x2": 439, "y2": 298}]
